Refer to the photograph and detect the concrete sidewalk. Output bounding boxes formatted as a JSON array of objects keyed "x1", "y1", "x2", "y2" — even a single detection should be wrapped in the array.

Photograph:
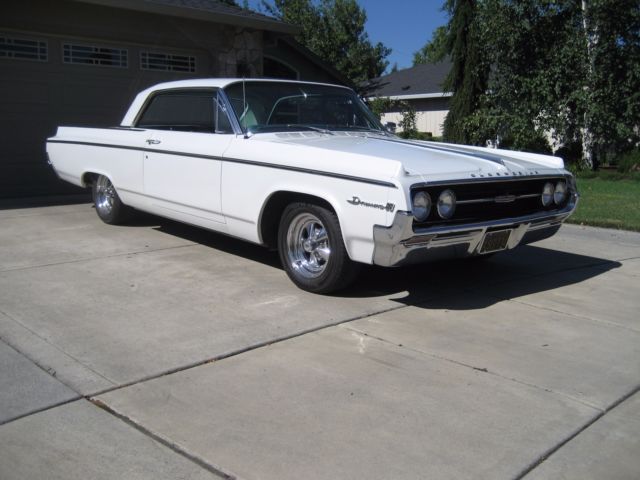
[{"x1": 1, "y1": 202, "x2": 638, "y2": 479}]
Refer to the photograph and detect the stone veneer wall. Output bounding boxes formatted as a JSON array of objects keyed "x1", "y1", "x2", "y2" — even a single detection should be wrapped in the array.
[{"x1": 217, "y1": 28, "x2": 263, "y2": 77}]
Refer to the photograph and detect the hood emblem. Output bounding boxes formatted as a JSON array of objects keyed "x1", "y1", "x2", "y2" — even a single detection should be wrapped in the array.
[{"x1": 347, "y1": 196, "x2": 395, "y2": 212}]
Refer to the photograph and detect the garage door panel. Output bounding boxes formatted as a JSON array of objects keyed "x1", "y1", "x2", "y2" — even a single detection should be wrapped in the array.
[
  {"x1": 0, "y1": 78, "x2": 50, "y2": 105},
  {"x1": 1, "y1": 32, "x2": 207, "y2": 197}
]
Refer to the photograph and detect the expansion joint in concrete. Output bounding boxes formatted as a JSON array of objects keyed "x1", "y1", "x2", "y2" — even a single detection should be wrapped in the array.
[
  {"x1": 515, "y1": 384, "x2": 640, "y2": 480},
  {"x1": 89, "y1": 398, "x2": 237, "y2": 480}
]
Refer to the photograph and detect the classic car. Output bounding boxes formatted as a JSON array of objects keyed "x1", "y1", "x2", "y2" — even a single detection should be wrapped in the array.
[{"x1": 46, "y1": 78, "x2": 578, "y2": 293}]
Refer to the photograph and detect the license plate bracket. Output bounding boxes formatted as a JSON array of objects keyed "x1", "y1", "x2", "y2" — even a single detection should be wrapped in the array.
[{"x1": 479, "y1": 229, "x2": 512, "y2": 254}]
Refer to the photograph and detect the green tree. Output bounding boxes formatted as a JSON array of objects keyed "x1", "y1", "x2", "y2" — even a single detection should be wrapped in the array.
[
  {"x1": 442, "y1": 0, "x2": 639, "y2": 166},
  {"x1": 262, "y1": 0, "x2": 391, "y2": 87},
  {"x1": 579, "y1": 0, "x2": 640, "y2": 167},
  {"x1": 398, "y1": 101, "x2": 418, "y2": 138},
  {"x1": 413, "y1": 26, "x2": 448, "y2": 65},
  {"x1": 366, "y1": 97, "x2": 393, "y2": 120},
  {"x1": 441, "y1": 0, "x2": 490, "y2": 144}
]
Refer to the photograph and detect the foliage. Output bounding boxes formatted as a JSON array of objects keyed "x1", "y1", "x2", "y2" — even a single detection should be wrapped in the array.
[
  {"x1": 399, "y1": 131, "x2": 434, "y2": 141},
  {"x1": 437, "y1": 0, "x2": 640, "y2": 167},
  {"x1": 616, "y1": 149, "x2": 640, "y2": 173},
  {"x1": 366, "y1": 97, "x2": 393, "y2": 120},
  {"x1": 261, "y1": 0, "x2": 391, "y2": 87},
  {"x1": 441, "y1": 0, "x2": 490, "y2": 144},
  {"x1": 398, "y1": 101, "x2": 418, "y2": 138},
  {"x1": 413, "y1": 26, "x2": 448, "y2": 65},
  {"x1": 582, "y1": 0, "x2": 640, "y2": 165}
]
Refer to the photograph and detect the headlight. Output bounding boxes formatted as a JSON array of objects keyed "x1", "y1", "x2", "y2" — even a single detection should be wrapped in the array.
[
  {"x1": 554, "y1": 181, "x2": 568, "y2": 205},
  {"x1": 412, "y1": 191, "x2": 431, "y2": 222},
  {"x1": 437, "y1": 189, "x2": 456, "y2": 219},
  {"x1": 541, "y1": 182, "x2": 555, "y2": 207}
]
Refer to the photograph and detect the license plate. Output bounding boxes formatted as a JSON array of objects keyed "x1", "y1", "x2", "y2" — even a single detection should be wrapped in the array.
[{"x1": 479, "y1": 229, "x2": 511, "y2": 254}]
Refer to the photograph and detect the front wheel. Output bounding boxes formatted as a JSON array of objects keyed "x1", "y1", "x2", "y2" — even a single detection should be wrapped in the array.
[
  {"x1": 278, "y1": 203, "x2": 360, "y2": 294},
  {"x1": 92, "y1": 175, "x2": 131, "y2": 224}
]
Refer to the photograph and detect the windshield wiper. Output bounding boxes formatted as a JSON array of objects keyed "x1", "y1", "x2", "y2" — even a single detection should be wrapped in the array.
[
  {"x1": 335, "y1": 126, "x2": 393, "y2": 137},
  {"x1": 245, "y1": 124, "x2": 335, "y2": 137},
  {"x1": 284, "y1": 124, "x2": 334, "y2": 135}
]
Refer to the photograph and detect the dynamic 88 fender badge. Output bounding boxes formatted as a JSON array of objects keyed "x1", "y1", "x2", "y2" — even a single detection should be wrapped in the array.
[{"x1": 347, "y1": 196, "x2": 395, "y2": 212}]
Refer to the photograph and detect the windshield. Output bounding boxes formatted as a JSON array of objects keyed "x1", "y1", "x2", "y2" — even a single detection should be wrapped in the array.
[{"x1": 223, "y1": 81, "x2": 385, "y2": 134}]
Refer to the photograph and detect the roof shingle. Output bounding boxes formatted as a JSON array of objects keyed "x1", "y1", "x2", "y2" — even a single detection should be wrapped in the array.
[{"x1": 368, "y1": 61, "x2": 451, "y2": 97}]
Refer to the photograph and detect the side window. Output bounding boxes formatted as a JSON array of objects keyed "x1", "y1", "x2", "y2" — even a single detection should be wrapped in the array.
[
  {"x1": 137, "y1": 90, "x2": 232, "y2": 133},
  {"x1": 214, "y1": 94, "x2": 233, "y2": 134}
]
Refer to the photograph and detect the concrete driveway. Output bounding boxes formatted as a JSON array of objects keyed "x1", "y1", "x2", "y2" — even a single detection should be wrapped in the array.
[{"x1": 1, "y1": 199, "x2": 638, "y2": 480}]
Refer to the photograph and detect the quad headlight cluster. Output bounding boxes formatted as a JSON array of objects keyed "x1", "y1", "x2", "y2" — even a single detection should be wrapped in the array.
[
  {"x1": 412, "y1": 189, "x2": 457, "y2": 222},
  {"x1": 541, "y1": 180, "x2": 568, "y2": 207}
]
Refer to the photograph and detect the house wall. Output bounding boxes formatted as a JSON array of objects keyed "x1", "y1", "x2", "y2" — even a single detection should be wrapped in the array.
[
  {"x1": 381, "y1": 97, "x2": 450, "y2": 136},
  {"x1": 263, "y1": 38, "x2": 344, "y2": 85},
  {"x1": 1, "y1": 0, "x2": 267, "y2": 197}
]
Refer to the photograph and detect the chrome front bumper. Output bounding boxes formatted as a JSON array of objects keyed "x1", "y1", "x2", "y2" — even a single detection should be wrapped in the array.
[{"x1": 372, "y1": 194, "x2": 578, "y2": 267}]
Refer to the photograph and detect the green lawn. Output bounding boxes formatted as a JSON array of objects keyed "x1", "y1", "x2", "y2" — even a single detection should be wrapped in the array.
[{"x1": 567, "y1": 176, "x2": 640, "y2": 231}]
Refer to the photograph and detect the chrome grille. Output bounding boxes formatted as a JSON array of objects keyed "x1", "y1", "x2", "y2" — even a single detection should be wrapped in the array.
[{"x1": 412, "y1": 176, "x2": 571, "y2": 229}]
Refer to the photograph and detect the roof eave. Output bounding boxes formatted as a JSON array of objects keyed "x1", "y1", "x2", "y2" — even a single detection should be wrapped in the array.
[{"x1": 73, "y1": 0, "x2": 301, "y2": 34}]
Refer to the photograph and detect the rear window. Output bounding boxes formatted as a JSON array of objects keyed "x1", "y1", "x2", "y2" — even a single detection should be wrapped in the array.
[{"x1": 136, "y1": 90, "x2": 231, "y2": 133}]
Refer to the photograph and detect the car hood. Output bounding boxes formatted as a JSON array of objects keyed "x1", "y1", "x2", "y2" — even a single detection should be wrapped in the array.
[{"x1": 264, "y1": 132, "x2": 565, "y2": 184}]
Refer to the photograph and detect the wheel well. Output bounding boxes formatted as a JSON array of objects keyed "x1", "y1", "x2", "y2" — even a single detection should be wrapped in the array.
[
  {"x1": 82, "y1": 172, "x2": 98, "y2": 187},
  {"x1": 260, "y1": 192, "x2": 335, "y2": 249}
]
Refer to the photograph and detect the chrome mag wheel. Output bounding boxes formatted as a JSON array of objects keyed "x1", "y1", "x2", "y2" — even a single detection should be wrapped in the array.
[
  {"x1": 95, "y1": 175, "x2": 116, "y2": 217},
  {"x1": 285, "y1": 213, "x2": 331, "y2": 278}
]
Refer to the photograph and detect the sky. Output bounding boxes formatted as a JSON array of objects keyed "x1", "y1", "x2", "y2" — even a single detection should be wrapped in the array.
[
  {"x1": 246, "y1": 1, "x2": 449, "y2": 73},
  {"x1": 358, "y1": 1, "x2": 448, "y2": 71}
]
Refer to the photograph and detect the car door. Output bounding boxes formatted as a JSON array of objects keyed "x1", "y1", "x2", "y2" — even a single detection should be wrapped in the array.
[{"x1": 136, "y1": 89, "x2": 234, "y2": 226}]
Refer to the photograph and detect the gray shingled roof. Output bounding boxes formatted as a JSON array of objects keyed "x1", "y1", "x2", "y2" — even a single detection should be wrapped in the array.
[
  {"x1": 77, "y1": 0, "x2": 299, "y2": 34},
  {"x1": 368, "y1": 61, "x2": 451, "y2": 97}
]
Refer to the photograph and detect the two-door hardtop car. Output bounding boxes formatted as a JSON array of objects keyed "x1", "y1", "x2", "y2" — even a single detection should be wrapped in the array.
[{"x1": 47, "y1": 78, "x2": 578, "y2": 293}]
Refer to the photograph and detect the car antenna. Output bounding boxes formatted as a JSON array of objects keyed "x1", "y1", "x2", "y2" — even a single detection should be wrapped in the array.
[{"x1": 242, "y1": 77, "x2": 248, "y2": 137}]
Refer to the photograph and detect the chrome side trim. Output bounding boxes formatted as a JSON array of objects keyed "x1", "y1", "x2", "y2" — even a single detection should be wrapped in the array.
[
  {"x1": 456, "y1": 193, "x2": 540, "y2": 205},
  {"x1": 46, "y1": 139, "x2": 397, "y2": 188}
]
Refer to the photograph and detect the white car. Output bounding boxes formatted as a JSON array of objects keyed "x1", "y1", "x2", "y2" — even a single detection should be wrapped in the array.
[{"x1": 46, "y1": 78, "x2": 578, "y2": 293}]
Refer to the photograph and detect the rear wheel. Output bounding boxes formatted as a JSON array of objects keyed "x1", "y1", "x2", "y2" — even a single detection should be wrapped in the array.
[
  {"x1": 92, "y1": 175, "x2": 130, "y2": 224},
  {"x1": 278, "y1": 203, "x2": 359, "y2": 294}
]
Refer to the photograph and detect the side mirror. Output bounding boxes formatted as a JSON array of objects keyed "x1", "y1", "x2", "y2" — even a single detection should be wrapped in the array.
[{"x1": 385, "y1": 122, "x2": 397, "y2": 133}]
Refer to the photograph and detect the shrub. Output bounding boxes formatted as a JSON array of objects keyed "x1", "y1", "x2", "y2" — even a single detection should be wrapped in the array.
[{"x1": 616, "y1": 149, "x2": 640, "y2": 173}]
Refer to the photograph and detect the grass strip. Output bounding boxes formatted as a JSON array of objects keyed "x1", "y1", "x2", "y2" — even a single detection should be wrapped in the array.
[{"x1": 567, "y1": 177, "x2": 640, "y2": 232}]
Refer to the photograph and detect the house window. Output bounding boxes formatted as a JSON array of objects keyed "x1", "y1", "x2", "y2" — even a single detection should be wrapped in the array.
[
  {"x1": 63, "y1": 43, "x2": 127, "y2": 67},
  {"x1": 140, "y1": 52, "x2": 196, "y2": 73},
  {"x1": 0, "y1": 35, "x2": 47, "y2": 61}
]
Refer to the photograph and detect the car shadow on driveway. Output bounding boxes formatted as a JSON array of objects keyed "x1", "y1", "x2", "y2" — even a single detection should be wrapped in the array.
[
  {"x1": 346, "y1": 246, "x2": 622, "y2": 310},
  {"x1": 141, "y1": 213, "x2": 621, "y2": 311}
]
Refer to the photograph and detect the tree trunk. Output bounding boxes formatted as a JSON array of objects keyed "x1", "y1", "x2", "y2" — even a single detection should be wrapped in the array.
[{"x1": 581, "y1": 0, "x2": 596, "y2": 170}]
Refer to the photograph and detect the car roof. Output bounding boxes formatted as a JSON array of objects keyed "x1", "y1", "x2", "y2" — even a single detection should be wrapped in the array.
[
  {"x1": 144, "y1": 78, "x2": 350, "y2": 91},
  {"x1": 120, "y1": 78, "x2": 353, "y2": 126}
]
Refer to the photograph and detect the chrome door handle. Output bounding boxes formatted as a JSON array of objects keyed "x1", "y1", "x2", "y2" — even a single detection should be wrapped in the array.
[{"x1": 146, "y1": 139, "x2": 161, "y2": 145}]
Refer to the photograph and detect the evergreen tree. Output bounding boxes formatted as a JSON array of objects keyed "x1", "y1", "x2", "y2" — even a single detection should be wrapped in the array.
[
  {"x1": 441, "y1": 0, "x2": 489, "y2": 144},
  {"x1": 413, "y1": 26, "x2": 448, "y2": 65},
  {"x1": 262, "y1": 0, "x2": 391, "y2": 87}
]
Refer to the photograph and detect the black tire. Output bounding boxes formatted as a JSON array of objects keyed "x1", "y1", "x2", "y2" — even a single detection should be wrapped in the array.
[
  {"x1": 277, "y1": 202, "x2": 360, "y2": 294},
  {"x1": 469, "y1": 252, "x2": 496, "y2": 261},
  {"x1": 92, "y1": 174, "x2": 131, "y2": 224}
]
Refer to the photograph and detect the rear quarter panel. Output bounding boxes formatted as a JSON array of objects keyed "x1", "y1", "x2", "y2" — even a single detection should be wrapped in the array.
[{"x1": 47, "y1": 127, "x2": 148, "y2": 205}]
